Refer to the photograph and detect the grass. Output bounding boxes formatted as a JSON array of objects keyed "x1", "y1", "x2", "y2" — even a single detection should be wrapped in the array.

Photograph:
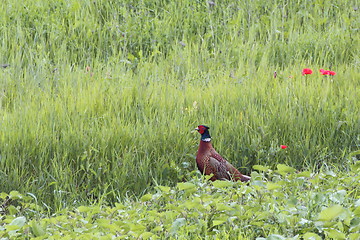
[{"x1": 0, "y1": 0, "x2": 359, "y2": 211}]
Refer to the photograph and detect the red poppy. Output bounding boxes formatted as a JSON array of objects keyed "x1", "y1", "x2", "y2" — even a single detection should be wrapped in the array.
[
  {"x1": 302, "y1": 68, "x2": 313, "y2": 76},
  {"x1": 280, "y1": 145, "x2": 288, "y2": 149},
  {"x1": 321, "y1": 70, "x2": 330, "y2": 75},
  {"x1": 320, "y1": 69, "x2": 336, "y2": 76}
]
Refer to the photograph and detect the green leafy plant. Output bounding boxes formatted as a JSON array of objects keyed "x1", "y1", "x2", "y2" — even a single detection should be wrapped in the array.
[{"x1": 1, "y1": 165, "x2": 360, "y2": 239}]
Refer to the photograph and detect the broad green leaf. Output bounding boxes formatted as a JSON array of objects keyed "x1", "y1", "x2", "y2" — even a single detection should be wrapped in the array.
[
  {"x1": 254, "y1": 211, "x2": 271, "y2": 220},
  {"x1": 354, "y1": 206, "x2": 360, "y2": 217},
  {"x1": 250, "y1": 221, "x2": 264, "y2": 226},
  {"x1": 156, "y1": 185, "x2": 171, "y2": 193},
  {"x1": 140, "y1": 194, "x2": 152, "y2": 202},
  {"x1": 277, "y1": 164, "x2": 296, "y2": 174},
  {"x1": 97, "y1": 218, "x2": 111, "y2": 226},
  {"x1": 216, "y1": 203, "x2": 234, "y2": 211},
  {"x1": 9, "y1": 191, "x2": 23, "y2": 200},
  {"x1": 114, "y1": 203, "x2": 125, "y2": 210},
  {"x1": 165, "y1": 204, "x2": 182, "y2": 211},
  {"x1": 251, "y1": 180, "x2": 266, "y2": 188},
  {"x1": 31, "y1": 221, "x2": 46, "y2": 237},
  {"x1": 303, "y1": 232, "x2": 321, "y2": 240},
  {"x1": 77, "y1": 206, "x2": 90, "y2": 213},
  {"x1": 140, "y1": 232, "x2": 154, "y2": 239},
  {"x1": 186, "y1": 224, "x2": 199, "y2": 232},
  {"x1": 318, "y1": 205, "x2": 344, "y2": 221},
  {"x1": 153, "y1": 225, "x2": 163, "y2": 232},
  {"x1": 212, "y1": 220, "x2": 226, "y2": 226},
  {"x1": 239, "y1": 185, "x2": 253, "y2": 194},
  {"x1": 8, "y1": 205, "x2": 18, "y2": 215},
  {"x1": 212, "y1": 180, "x2": 234, "y2": 188},
  {"x1": 183, "y1": 199, "x2": 199, "y2": 210},
  {"x1": 202, "y1": 174, "x2": 212, "y2": 181},
  {"x1": 297, "y1": 171, "x2": 311, "y2": 177},
  {"x1": 267, "y1": 235, "x2": 286, "y2": 240},
  {"x1": 348, "y1": 233, "x2": 360, "y2": 240},
  {"x1": 177, "y1": 182, "x2": 196, "y2": 190},
  {"x1": 273, "y1": 191, "x2": 285, "y2": 198},
  {"x1": 6, "y1": 225, "x2": 20, "y2": 231},
  {"x1": 252, "y1": 165, "x2": 269, "y2": 172},
  {"x1": 324, "y1": 229, "x2": 346, "y2": 240},
  {"x1": 10, "y1": 216, "x2": 26, "y2": 227},
  {"x1": 0, "y1": 192, "x2": 8, "y2": 198},
  {"x1": 129, "y1": 223, "x2": 146, "y2": 232},
  {"x1": 266, "y1": 182, "x2": 281, "y2": 190}
]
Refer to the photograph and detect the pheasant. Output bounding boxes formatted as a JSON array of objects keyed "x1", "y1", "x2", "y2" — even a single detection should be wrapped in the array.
[{"x1": 195, "y1": 125, "x2": 251, "y2": 182}]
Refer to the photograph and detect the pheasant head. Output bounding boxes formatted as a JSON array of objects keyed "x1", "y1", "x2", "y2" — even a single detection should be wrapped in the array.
[{"x1": 195, "y1": 125, "x2": 211, "y2": 142}]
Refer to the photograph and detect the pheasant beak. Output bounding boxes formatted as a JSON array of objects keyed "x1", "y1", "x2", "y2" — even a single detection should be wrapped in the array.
[{"x1": 192, "y1": 127, "x2": 199, "y2": 133}]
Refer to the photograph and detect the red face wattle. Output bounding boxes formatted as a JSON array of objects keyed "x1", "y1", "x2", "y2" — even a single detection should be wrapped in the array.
[{"x1": 197, "y1": 125, "x2": 208, "y2": 135}]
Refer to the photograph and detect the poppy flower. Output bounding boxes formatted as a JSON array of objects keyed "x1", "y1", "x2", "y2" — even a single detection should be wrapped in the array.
[
  {"x1": 320, "y1": 69, "x2": 336, "y2": 76},
  {"x1": 321, "y1": 70, "x2": 330, "y2": 75},
  {"x1": 280, "y1": 145, "x2": 288, "y2": 149},
  {"x1": 302, "y1": 68, "x2": 313, "y2": 76}
]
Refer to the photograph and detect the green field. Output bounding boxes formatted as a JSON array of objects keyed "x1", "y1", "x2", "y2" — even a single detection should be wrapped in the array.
[{"x1": 1, "y1": 0, "x2": 359, "y2": 238}]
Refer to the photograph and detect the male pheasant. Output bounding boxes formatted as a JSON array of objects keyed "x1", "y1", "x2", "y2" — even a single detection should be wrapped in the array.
[{"x1": 195, "y1": 125, "x2": 251, "y2": 182}]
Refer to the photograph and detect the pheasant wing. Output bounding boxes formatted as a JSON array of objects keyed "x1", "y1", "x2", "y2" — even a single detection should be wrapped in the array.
[
  {"x1": 209, "y1": 150, "x2": 251, "y2": 182},
  {"x1": 208, "y1": 157, "x2": 231, "y2": 180}
]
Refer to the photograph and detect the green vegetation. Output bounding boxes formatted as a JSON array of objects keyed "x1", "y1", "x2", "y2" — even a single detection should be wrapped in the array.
[
  {"x1": 1, "y1": 165, "x2": 360, "y2": 239},
  {"x1": 0, "y1": 0, "x2": 359, "y2": 238}
]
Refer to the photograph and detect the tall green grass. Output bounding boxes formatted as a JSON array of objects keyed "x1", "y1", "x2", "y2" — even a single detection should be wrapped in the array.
[{"x1": 0, "y1": 0, "x2": 359, "y2": 208}]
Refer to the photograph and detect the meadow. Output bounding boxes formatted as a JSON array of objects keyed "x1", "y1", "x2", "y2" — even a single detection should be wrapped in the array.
[{"x1": 0, "y1": 0, "x2": 359, "y2": 238}]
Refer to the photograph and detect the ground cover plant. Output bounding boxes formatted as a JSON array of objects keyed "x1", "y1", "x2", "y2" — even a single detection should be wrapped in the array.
[
  {"x1": 0, "y1": 0, "x2": 359, "y2": 238},
  {"x1": 1, "y1": 164, "x2": 360, "y2": 239}
]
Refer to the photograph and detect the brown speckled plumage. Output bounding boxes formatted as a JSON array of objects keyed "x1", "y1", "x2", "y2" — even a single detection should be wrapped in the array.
[{"x1": 195, "y1": 125, "x2": 251, "y2": 182}]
